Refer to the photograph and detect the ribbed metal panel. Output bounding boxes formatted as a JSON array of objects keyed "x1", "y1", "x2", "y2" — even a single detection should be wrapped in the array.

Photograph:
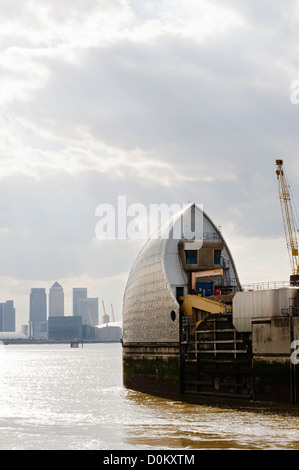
[
  {"x1": 123, "y1": 235, "x2": 180, "y2": 343},
  {"x1": 123, "y1": 204, "x2": 241, "y2": 344},
  {"x1": 233, "y1": 288, "x2": 299, "y2": 332}
]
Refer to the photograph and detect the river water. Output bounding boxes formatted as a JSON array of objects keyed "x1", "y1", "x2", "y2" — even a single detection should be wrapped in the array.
[{"x1": 1, "y1": 342, "x2": 299, "y2": 451}]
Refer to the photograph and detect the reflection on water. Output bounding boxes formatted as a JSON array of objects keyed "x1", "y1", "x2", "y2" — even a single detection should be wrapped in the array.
[{"x1": 1, "y1": 343, "x2": 299, "y2": 450}]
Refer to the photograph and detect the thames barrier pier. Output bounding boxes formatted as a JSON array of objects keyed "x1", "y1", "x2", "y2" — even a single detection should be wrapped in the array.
[{"x1": 122, "y1": 202, "x2": 299, "y2": 404}]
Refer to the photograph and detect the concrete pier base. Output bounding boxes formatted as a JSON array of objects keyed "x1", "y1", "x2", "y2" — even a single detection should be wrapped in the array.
[{"x1": 123, "y1": 342, "x2": 181, "y2": 395}]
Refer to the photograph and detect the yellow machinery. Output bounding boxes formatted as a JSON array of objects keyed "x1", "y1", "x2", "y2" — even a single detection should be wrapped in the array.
[
  {"x1": 275, "y1": 159, "x2": 299, "y2": 282},
  {"x1": 180, "y1": 294, "x2": 231, "y2": 333}
]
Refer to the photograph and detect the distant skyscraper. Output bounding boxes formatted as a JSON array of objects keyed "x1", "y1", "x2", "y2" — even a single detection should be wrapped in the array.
[
  {"x1": 30, "y1": 288, "x2": 47, "y2": 337},
  {"x1": 77, "y1": 297, "x2": 99, "y2": 325},
  {"x1": 0, "y1": 305, "x2": 3, "y2": 331},
  {"x1": 87, "y1": 298, "x2": 99, "y2": 325},
  {"x1": 73, "y1": 288, "x2": 87, "y2": 317},
  {"x1": 0, "y1": 300, "x2": 15, "y2": 332},
  {"x1": 49, "y1": 282, "x2": 64, "y2": 317}
]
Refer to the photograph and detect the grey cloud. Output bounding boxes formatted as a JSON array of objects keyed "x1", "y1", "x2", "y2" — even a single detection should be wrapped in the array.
[
  {"x1": 0, "y1": 171, "x2": 144, "y2": 280},
  {"x1": 11, "y1": 32, "x2": 294, "y2": 155}
]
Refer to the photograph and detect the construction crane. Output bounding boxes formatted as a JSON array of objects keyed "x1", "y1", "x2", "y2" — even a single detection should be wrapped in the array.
[
  {"x1": 275, "y1": 159, "x2": 299, "y2": 285},
  {"x1": 102, "y1": 300, "x2": 109, "y2": 324},
  {"x1": 111, "y1": 304, "x2": 115, "y2": 323}
]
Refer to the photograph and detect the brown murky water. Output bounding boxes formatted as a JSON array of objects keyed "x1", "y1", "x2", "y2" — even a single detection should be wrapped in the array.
[
  {"x1": 125, "y1": 391, "x2": 299, "y2": 450},
  {"x1": 1, "y1": 342, "x2": 299, "y2": 450}
]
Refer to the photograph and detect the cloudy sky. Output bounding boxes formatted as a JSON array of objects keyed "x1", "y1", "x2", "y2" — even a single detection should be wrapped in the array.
[{"x1": 1, "y1": 0, "x2": 299, "y2": 329}]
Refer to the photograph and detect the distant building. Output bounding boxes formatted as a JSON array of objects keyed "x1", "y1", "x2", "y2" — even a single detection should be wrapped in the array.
[
  {"x1": 29, "y1": 288, "x2": 47, "y2": 338},
  {"x1": 95, "y1": 322, "x2": 122, "y2": 342},
  {"x1": 0, "y1": 332, "x2": 29, "y2": 342},
  {"x1": 73, "y1": 288, "x2": 87, "y2": 317},
  {"x1": 73, "y1": 288, "x2": 98, "y2": 326},
  {"x1": 48, "y1": 316, "x2": 82, "y2": 340},
  {"x1": 22, "y1": 324, "x2": 29, "y2": 336},
  {"x1": 49, "y1": 281, "x2": 64, "y2": 317},
  {"x1": 0, "y1": 300, "x2": 15, "y2": 332},
  {"x1": 78, "y1": 297, "x2": 99, "y2": 325}
]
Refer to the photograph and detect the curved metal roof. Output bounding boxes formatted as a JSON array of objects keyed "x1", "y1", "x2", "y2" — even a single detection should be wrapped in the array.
[
  {"x1": 123, "y1": 203, "x2": 241, "y2": 344},
  {"x1": 0, "y1": 332, "x2": 29, "y2": 340}
]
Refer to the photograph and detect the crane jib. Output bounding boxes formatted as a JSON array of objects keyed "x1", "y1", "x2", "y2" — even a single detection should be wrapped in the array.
[{"x1": 275, "y1": 159, "x2": 299, "y2": 281}]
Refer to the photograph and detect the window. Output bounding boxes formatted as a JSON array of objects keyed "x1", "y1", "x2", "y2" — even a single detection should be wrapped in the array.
[
  {"x1": 214, "y1": 249, "x2": 221, "y2": 265},
  {"x1": 176, "y1": 287, "x2": 184, "y2": 300},
  {"x1": 185, "y1": 250, "x2": 197, "y2": 264}
]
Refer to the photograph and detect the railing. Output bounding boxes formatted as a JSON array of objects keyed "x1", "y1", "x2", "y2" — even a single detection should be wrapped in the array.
[
  {"x1": 203, "y1": 232, "x2": 221, "y2": 241},
  {"x1": 196, "y1": 283, "x2": 239, "y2": 297},
  {"x1": 241, "y1": 281, "x2": 290, "y2": 292},
  {"x1": 281, "y1": 307, "x2": 299, "y2": 316}
]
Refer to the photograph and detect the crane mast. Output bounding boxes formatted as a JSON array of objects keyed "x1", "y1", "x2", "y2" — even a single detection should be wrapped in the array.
[
  {"x1": 275, "y1": 159, "x2": 299, "y2": 284},
  {"x1": 102, "y1": 300, "x2": 109, "y2": 323}
]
